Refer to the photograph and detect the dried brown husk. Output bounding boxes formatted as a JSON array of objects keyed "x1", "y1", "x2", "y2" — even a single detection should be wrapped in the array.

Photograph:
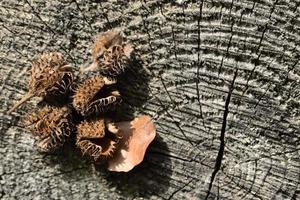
[
  {"x1": 8, "y1": 52, "x2": 74, "y2": 114},
  {"x1": 73, "y1": 75, "x2": 121, "y2": 117},
  {"x1": 76, "y1": 118, "x2": 121, "y2": 161},
  {"x1": 24, "y1": 106, "x2": 74, "y2": 152},
  {"x1": 81, "y1": 29, "x2": 133, "y2": 76},
  {"x1": 107, "y1": 115, "x2": 156, "y2": 172}
]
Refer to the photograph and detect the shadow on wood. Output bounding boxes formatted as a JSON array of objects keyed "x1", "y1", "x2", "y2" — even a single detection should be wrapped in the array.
[
  {"x1": 96, "y1": 134, "x2": 172, "y2": 198},
  {"x1": 20, "y1": 52, "x2": 172, "y2": 198},
  {"x1": 110, "y1": 53, "x2": 152, "y2": 121}
]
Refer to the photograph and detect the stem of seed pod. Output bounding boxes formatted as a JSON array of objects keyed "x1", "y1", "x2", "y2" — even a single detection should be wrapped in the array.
[
  {"x1": 7, "y1": 92, "x2": 35, "y2": 114},
  {"x1": 56, "y1": 64, "x2": 72, "y2": 71}
]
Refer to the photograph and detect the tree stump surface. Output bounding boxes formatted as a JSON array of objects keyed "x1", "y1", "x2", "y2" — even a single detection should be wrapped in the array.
[{"x1": 1, "y1": 0, "x2": 300, "y2": 199}]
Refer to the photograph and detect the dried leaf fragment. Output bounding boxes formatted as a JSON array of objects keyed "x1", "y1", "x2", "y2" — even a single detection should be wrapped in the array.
[
  {"x1": 8, "y1": 52, "x2": 74, "y2": 114},
  {"x1": 81, "y1": 29, "x2": 133, "y2": 76},
  {"x1": 73, "y1": 75, "x2": 121, "y2": 116},
  {"x1": 107, "y1": 115, "x2": 156, "y2": 172},
  {"x1": 24, "y1": 106, "x2": 74, "y2": 152},
  {"x1": 76, "y1": 118, "x2": 121, "y2": 161}
]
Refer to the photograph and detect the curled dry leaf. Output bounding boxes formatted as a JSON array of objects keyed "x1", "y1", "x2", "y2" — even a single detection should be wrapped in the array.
[
  {"x1": 8, "y1": 52, "x2": 74, "y2": 114},
  {"x1": 81, "y1": 29, "x2": 133, "y2": 76},
  {"x1": 73, "y1": 75, "x2": 121, "y2": 117},
  {"x1": 24, "y1": 106, "x2": 73, "y2": 152},
  {"x1": 76, "y1": 118, "x2": 121, "y2": 161},
  {"x1": 107, "y1": 115, "x2": 156, "y2": 172}
]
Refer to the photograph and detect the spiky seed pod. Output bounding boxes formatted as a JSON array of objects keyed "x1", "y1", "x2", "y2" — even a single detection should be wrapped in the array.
[
  {"x1": 76, "y1": 118, "x2": 121, "y2": 161},
  {"x1": 81, "y1": 29, "x2": 133, "y2": 76},
  {"x1": 92, "y1": 29, "x2": 123, "y2": 57},
  {"x1": 99, "y1": 45, "x2": 132, "y2": 76},
  {"x1": 8, "y1": 52, "x2": 74, "y2": 114},
  {"x1": 24, "y1": 106, "x2": 73, "y2": 152},
  {"x1": 73, "y1": 75, "x2": 121, "y2": 117}
]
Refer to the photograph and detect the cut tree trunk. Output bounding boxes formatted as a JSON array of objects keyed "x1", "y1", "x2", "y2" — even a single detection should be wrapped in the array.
[{"x1": 1, "y1": 0, "x2": 300, "y2": 199}]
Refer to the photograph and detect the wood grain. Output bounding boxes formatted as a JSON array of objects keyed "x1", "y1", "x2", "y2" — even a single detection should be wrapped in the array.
[{"x1": 0, "y1": 0, "x2": 299, "y2": 199}]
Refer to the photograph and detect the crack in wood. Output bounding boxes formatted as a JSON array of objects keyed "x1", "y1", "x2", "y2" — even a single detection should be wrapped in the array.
[
  {"x1": 195, "y1": 0, "x2": 209, "y2": 135},
  {"x1": 222, "y1": 172, "x2": 264, "y2": 200},
  {"x1": 237, "y1": 0, "x2": 279, "y2": 103},
  {"x1": 72, "y1": 0, "x2": 94, "y2": 33},
  {"x1": 2, "y1": 0, "x2": 300, "y2": 199},
  {"x1": 160, "y1": 76, "x2": 176, "y2": 105},
  {"x1": 168, "y1": 179, "x2": 193, "y2": 200},
  {"x1": 252, "y1": 159, "x2": 273, "y2": 199},
  {"x1": 150, "y1": 87, "x2": 198, "y2": 148},
  {"x1": 97, "y1": 1, "x2": 113, "y2": 29},
  {"x1": 239, "y1": 160, "x2": 258, "y2": 199},
  {"x1": 218, "y1": 19, "x2": 235, "y2": 77},
  {"x1": 171, "y1": 26, "x2": 178, "y2": 60},
  {"x1": 24, "y1": 0, "x2": 77, "y2": 65},
  {"x1": 205, "y1": 68, "x2": 238, "y2": 200}
]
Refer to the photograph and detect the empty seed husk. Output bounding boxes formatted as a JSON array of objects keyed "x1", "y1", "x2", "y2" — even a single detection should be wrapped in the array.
[
  {"x1": 8, "y1": 52, "x2": 74, "y2": 114},
  {"x1": 76, "y1": 118, "x2": 121, "y2": 161},
  {"x1": 73, "y1": 75, "x2": 121, "y2": 117},
  {"x1": 81, "y1": 29, "x2": 133, "y2": 76},
  {"x1": 24, "y1": 106, "x2": 74, "y2": 152}
]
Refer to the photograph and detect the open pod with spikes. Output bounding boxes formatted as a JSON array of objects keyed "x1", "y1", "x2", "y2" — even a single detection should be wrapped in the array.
[
  {"x1": 76, "y1": 118, "x2": 121, "y2": 161},
  {"x1": 8, "y1": 52, "x2": 74, "y2": 114},
  {"x1": 24, "y1": 106, "x2": 74, "y2": 152},
  {"x1": 81, "y1": 29, "x2": 133, "y2": 76},
  {"x1": 73, "y1": 75, "x2": 121, "y2": 117}
]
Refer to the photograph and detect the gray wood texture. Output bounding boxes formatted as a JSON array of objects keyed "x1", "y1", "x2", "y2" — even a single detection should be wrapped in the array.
[{"x1": 1, "y1": 0, "x2": 300, "y2": 199}]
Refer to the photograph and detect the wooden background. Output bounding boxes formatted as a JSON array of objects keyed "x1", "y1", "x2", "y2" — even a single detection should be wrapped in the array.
[{"x1": 1, "y1": 0, "x2": 300, "y2": 199}]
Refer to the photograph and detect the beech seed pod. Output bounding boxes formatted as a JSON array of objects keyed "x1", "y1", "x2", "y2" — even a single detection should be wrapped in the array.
[
  {"x1": 76, "y1": 118, "x2": 121, "y2": 161},
  {"x1": 73, "y1": 75, "x2": 121, "y2": 117},
  {"x1": 24, "y1": 106, "x2": 74, "y2": 152},
  {"x1": 81, "y1": 29, "x2": 133, "y2": 76},
  {"x1": 8, "y1": 52, "x2": 74, "y2": 114}
]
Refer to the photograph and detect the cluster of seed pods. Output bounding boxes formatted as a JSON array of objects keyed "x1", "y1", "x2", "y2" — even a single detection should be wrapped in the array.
[{"x1": 8, "y1": 30, "x2": 156, "y2": 172}]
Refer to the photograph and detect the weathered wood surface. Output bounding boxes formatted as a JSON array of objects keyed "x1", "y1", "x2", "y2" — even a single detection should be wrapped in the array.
[{"x1": 1, "y1": 0, "x2": 300, "y2": 199}]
